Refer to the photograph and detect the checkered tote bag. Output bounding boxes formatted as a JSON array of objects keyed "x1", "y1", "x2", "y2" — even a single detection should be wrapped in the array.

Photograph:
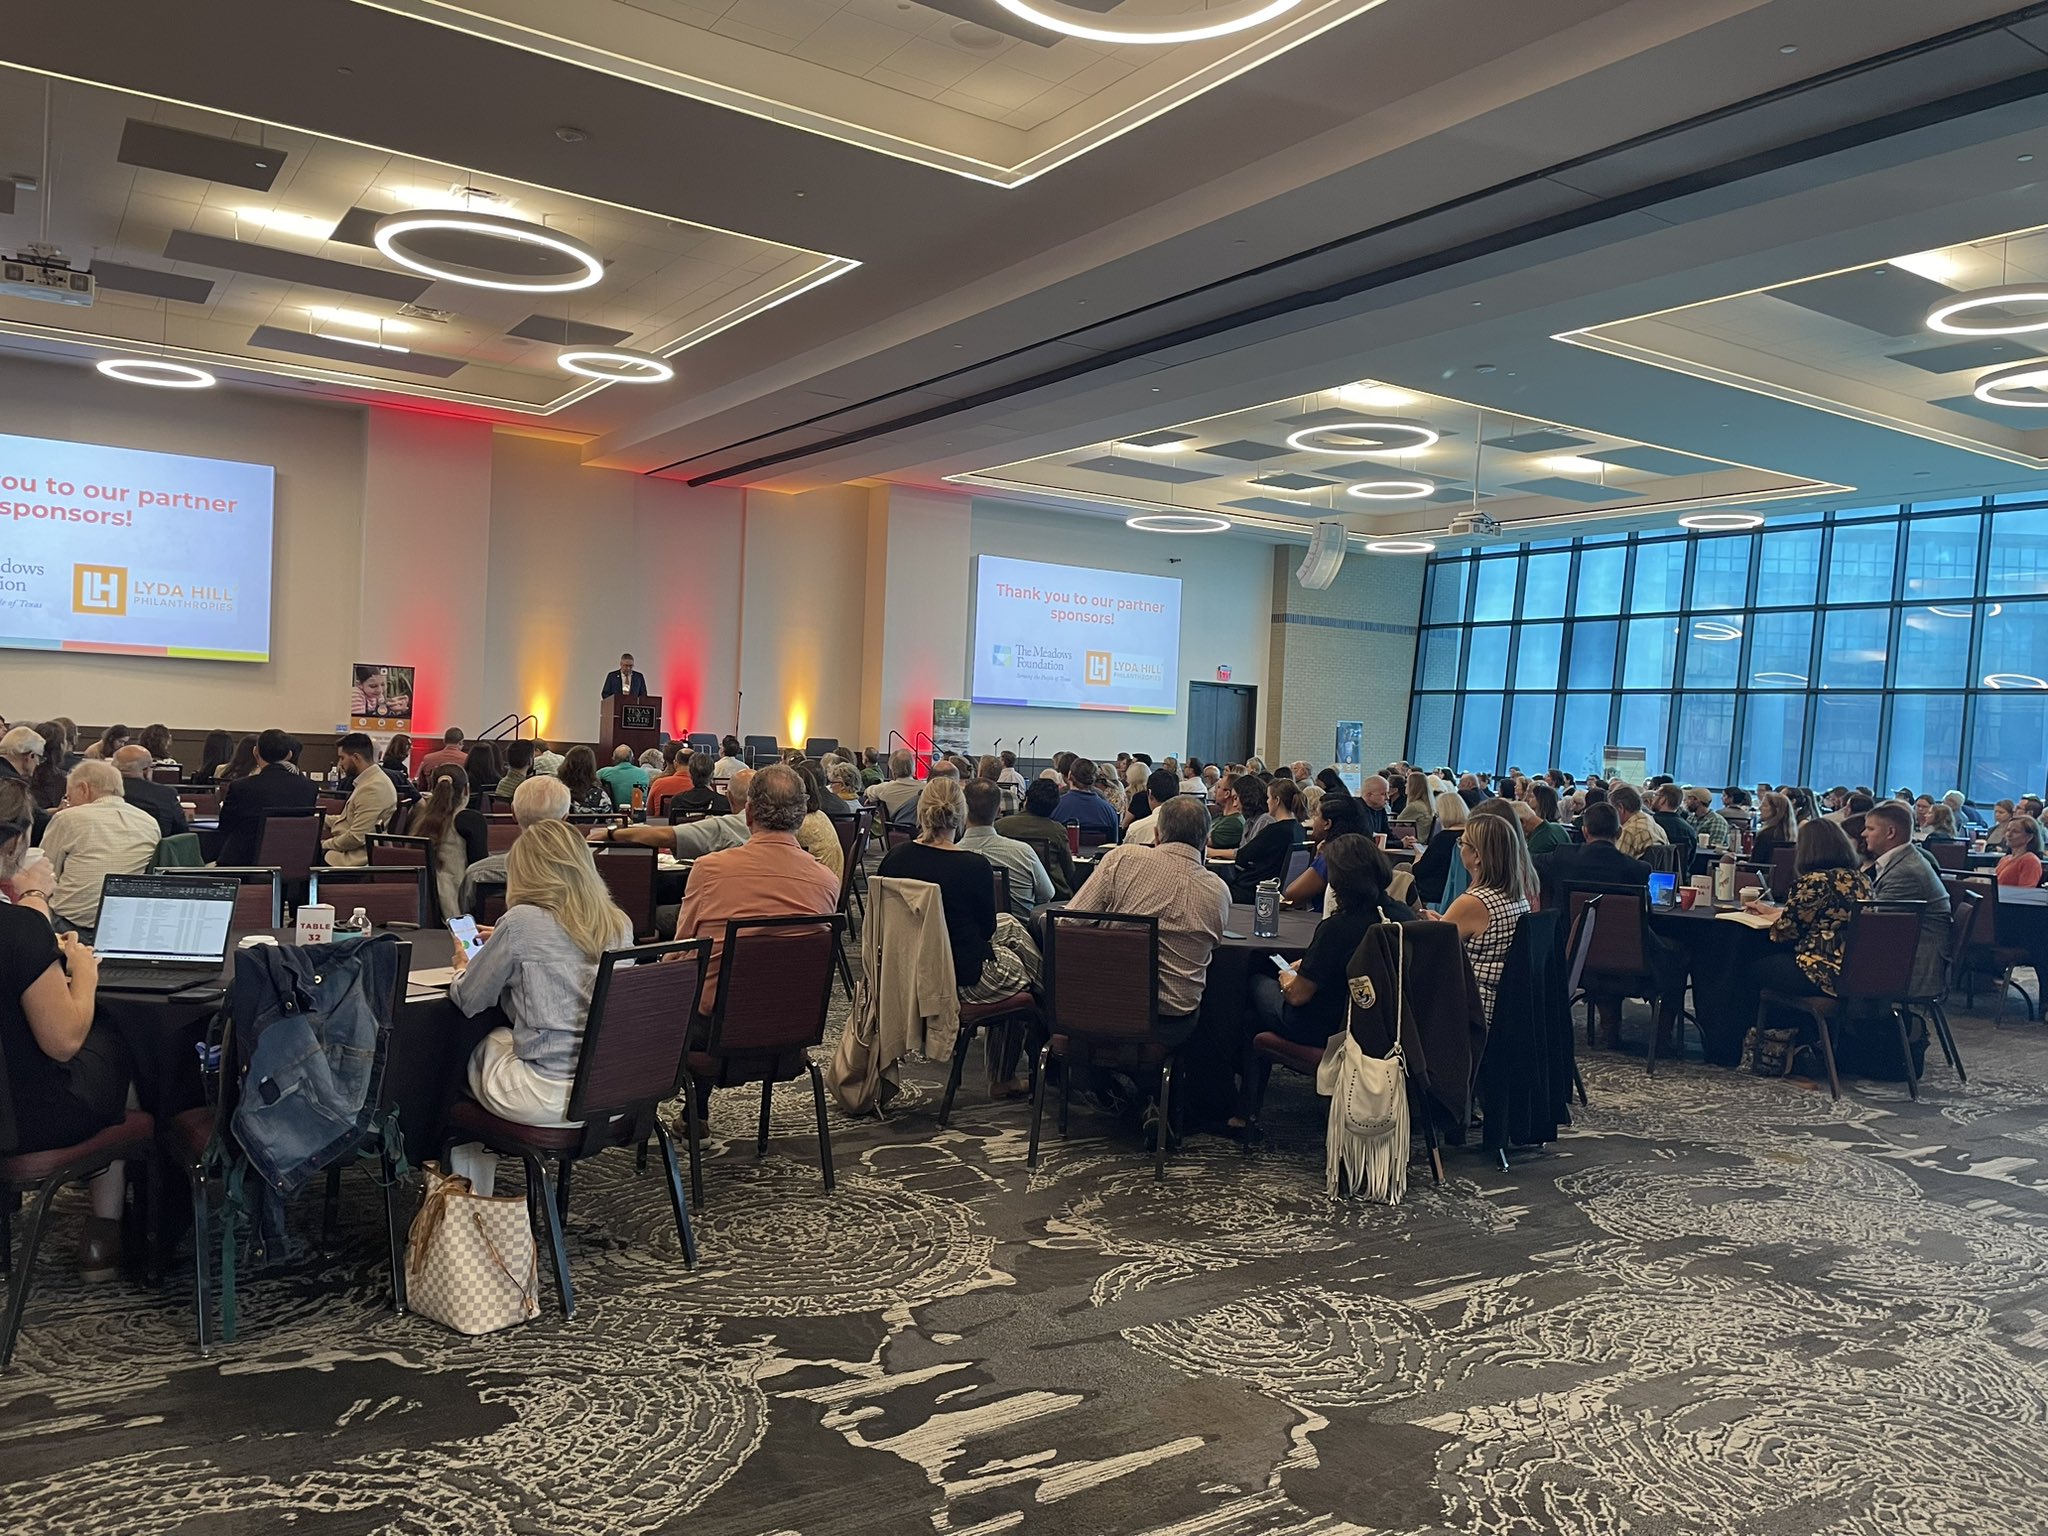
[{"x1": 405, "y1": 1162, "x2": 540, "y2": 1335}]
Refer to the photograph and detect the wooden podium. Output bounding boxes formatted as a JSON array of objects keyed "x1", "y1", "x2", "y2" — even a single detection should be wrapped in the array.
[{"x1": 602, "y1": 695, "x2": 662, "y2": 760}]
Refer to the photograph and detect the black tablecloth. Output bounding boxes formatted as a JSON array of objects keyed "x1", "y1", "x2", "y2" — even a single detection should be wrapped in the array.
[
  {"x1": 1183, "y1": 908, "x2": 1321, "y2": 1126},
  {"x1": 1648, "y1": 907, "x2": 1777, "y2": 1066}
]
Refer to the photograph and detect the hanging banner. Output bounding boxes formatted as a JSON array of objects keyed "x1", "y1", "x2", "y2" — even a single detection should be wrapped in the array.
[
  {"x1": 931, "y1": 698, "x2": 972, "y2": 759},
  {"x1": 1334, "y1": 720, "x2": 1364, "y2": 793}
]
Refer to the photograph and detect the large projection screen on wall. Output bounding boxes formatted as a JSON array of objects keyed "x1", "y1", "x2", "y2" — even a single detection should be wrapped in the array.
[
  {"x1": 969, "y1": 554, "x2": 1182, "y2": 714},
  {"x1": 0, "y1": 431, "x2": 275, "y2": 662}
]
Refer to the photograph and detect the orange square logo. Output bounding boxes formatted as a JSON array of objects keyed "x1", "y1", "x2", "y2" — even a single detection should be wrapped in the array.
[
  {"x1": 1084, "y1": 650, "x2": 1112, "y2": 686},
  {"x1": 73, "y1": 564, "x2": 127, "y2": 615}
]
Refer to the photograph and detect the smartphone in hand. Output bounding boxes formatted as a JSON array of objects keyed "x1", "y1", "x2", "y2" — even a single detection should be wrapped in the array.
[{"x1": 446, "y1": 915, "x2": 486, "y2": 961}]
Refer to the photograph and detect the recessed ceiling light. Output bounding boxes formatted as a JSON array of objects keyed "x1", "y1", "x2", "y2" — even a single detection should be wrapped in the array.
[
  {"x1": 1679, "y1": 511, "x2": 1765, "y2": 530},
  {"x1": 1973, "y1": 358, "x2": 2048, "y2": 408},
  {"x1": 386, "y1": 183, "x2": 518, "y2": 215},
  {"x1": 373, "y1": 209, "x2": 603, "y2": 293},
  {"x1": 991, "y1": 0, "x2": 1305, "y2": 44},
  {"x1": 1283, "y1": 421, "x2": 1439, "y2": 455},
  {"x1": 1336, "y1": 382, "x2": 1417, "y2": 409},
  {"x1": 95, "y1": 357, "x2": 215, "y2": 389},
  {"x1": 1345, "y1": 480, "x2": 1434, "y2": 499},
  {"x1": 1778, "y1": 44, "x2": 1798, "y2": 54},
  {"x1": 1984, "y1": 672, "x2": 2048, "y2": 689},
  {"x1": 1537, "y1": 455, "x2": 1606, "y2": 474},
  {"x1": 1126, "y1": 513, "x2": 1230, "y2": 533},
  {"x1": 234, "y1": 206, "x2": 335, "y2": 240},
  {"x1": 1889, "y1": 249, "x2": 1966, "y2": 284},
  {"x1": 556, "y1": 347, "x2": 674, "y2": 383},
  {"x1": 315, "y1": 332, "x2": 410, "y2": 354},
  {"x1": 1363, "y1": 539, "x2": 1436, "y2": 554},
  {"x1": 1926, "y1": 284, "x2": 2048, "y2": 335},
  {"x1": 2021, "y1": 154, "x2": 2037, "y2": 164}
]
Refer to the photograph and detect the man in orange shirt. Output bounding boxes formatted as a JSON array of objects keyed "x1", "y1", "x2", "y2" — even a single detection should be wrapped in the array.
[
  {"x1": 674, "y1": 763, "x2": 841, "y2": 1014},
  {"x1": 645, "y1": 743, "x2": 694, "y2": 817},
  {"x1": 417, "y1": 726, "x2": 469, "y2": 780}
]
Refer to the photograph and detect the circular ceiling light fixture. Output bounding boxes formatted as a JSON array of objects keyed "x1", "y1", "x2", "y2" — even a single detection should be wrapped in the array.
[
  {"x1": 1678, "y1": 511, "x2": 1764, "y2": 530},
  {"x1": 1126, "y1": 513, "x2": 1229, "y2": 533},
  {"x1": 1691, "y1": 620, "x2": 1743, "y2": 642},
  {"x1": 1345, "y1": 479, "x2": 1434, "y2": 500},
  {"x1": 990, "y1": 0, "x2": 1305, "y2": 44},
  {"x1": 1926, "y1": 284, "x2": 2048, "y2": 335},
  {"x1": 1973, "y1": 357, "x2": 2048, "y2": 408},
  {"x1": 1283, "y1": 421, "x2": 1439, "y2": 456},
  {"x1": 1984, "y1": 672, "x2": 2048, "y2": 689},
  {"x1": 1750, "y1": 670, "x2": 1808, "y2": 686},
  {"x1": 556, "y1": 347, "x2": 674, "y2": 383},
  {"x1": 1363, "y1": 539, "x2": 1437, "y2": 554},
  {"x1": 373, "y1": 209, "x2": 603, "y2": 292},
  {"x1": 95, "y1": 357, "x2": 216, "y2": 389}
]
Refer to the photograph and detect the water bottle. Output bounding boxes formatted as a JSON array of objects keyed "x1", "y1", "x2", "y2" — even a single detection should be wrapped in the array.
[
  {"x1": 348, "y1": 905, "x2": 371, "y2": 934},
  {"x1": 1253, "y1": 879, "x2": 1281, "y2": 939},
  {"x1": 1713, "y1": 851, "x2": 1737, "y2": 908}
]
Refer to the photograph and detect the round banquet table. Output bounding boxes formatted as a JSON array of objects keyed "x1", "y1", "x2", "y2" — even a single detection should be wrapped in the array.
[{"x1": 1646, "y1": 904, "x2": 1779, "y2": 1066}]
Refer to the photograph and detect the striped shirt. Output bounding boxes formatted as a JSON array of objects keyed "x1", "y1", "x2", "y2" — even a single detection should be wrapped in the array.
[{"x1": 1064, "y1": 840, "x2": 1230, "y2": 1017}]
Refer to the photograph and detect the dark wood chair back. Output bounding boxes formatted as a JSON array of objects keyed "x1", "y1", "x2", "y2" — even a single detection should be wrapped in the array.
[
  {"x1": 484, "y1": 814, "x2": 520, "y2": 853},
  {"x1": 1044, "y1": 910, "x2": 1159, "y2": 1041},
  {"x1": 150, "y1": 764, "x2": 183, "y2": 783},
  {"x1": 156, "y1": 864, "x2": 281, "y2": 930},
  {"x1": 1569, "y1": 885, "x2": 1647, "y2": 976},
  {"x1": 1926, "y1": 840, "x2": 1967, "y2": 871},
  {"x1": 478, "y1": 887, "x2": 508, "y2": 925},
  {"x1": 566, "y1": 941, "x2": 709, "y2": 1122},
  {"x1": 1837, "y1": 906, "x2": 1924, "y2": 1001},
  {"x1": 368, "y1": 834, "x2": 431, "y2": 868},
  {"x1": 310, "y1": 866, "x2": 429, "y2": 928},
  {"x1": 1075, "y1": 824, "x2": 1113, "y2": 851},
  {"x1": 707, "y1": 915, "x2": 844, "y2": 1060},
  {"x1": 1562, "y1": 893, "x2": 1600, "y2": 995},
  {"x1": 256, "y1": 811, "x2": 323, "y2": 883},
  {"x1": 1768, "y1": 845, "x2": 1797, "y2": 902},
  {"x1": 1944, "y1": 887, "x2": 1984, "y2": 988},
  {"x1": 592, "y1": 845, "x2": 659, "y2": 941},
  {"x1": 1282, "y1": 845, "x2": 1313, "y2": 888}
]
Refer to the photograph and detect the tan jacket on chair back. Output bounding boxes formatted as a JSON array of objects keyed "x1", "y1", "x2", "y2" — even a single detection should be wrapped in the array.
[{"x1": 827, "y1": 876, "x2": 959, "y2": 1114}]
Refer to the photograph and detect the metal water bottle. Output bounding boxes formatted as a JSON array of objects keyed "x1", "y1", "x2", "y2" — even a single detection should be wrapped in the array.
[{"x1": 1253, "y1": 878, "x2": 1281, "y2": 939}]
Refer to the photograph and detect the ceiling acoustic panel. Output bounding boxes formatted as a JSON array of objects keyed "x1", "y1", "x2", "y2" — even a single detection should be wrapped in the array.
[
  {"x1": 1247, "y1": 472, "x2": 1336, "y2": 491},
  {"x1": 247, "y1": 325, "x2": 468, "y2": 377},
  {"x1": 1196, "y1": 438, "x2": 1291, "y2": 461},
  {"x1": 1114, "y1": 429, "x2": 1197, "y2": 449},
  {"x1": 1769, "y1": 265, "x2": 1968, "y2": 338},
  {"x1": 1886, "y1": 337, "x2": 2043, "y2": 374},
  {"x1": 1223, "y1": 496, "x2": 1327, "y2": 517},
  {"x1": 1483, "y1": 428, "x2": 1593, "y2": 453},
  {"x1": 328, "y1": 206, "x2": 384, "y2": 249},
  {"x1": 1065, "y1": 456, "x2": 1217, "y2": 484},
  {"x1": 0, "y1": 181, "x2": 12, "y2": 217},
  {"x1": 90, "y1": 261, "x2": 215, "y2": 306},
  {"x1": 1503, "y1": 477, "x2": 1642, "y2": 503},
  {"x1": 507, "y1": 314, "x2": 635, "y2": 347},
  {"x1": 117, "y1": 119, "x2": 283, "y2": 191},
  {"x1": 1582, "y1": 445, "x2": 1723, "y2": 477},
  {"x1": 163, "y1": 230, "x2": 432, "y2": 304}
]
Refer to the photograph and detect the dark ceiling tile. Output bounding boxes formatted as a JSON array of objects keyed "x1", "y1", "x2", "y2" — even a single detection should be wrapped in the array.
[{"x1": 118, "y1": 119, "x2": 283, "y2": 192}]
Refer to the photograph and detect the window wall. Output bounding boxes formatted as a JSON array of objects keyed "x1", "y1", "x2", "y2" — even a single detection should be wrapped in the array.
[{"x1": 1406, "y1": 498, "x2": 2048, "y2": 800}]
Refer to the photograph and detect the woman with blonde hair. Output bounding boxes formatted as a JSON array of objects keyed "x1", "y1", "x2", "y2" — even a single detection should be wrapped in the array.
[
  {"x1": 445, "y1": 818, "x2": 633, "y2": 1192},
  {"x1": 1409, "y1": 791, "x2": 1469, "y2": 905},
  {"x1": 1423, "y1": 811, "x2": 1529, "y2": 1021},
  {"x1": 1753, "y1": 790, "x2": 1797, "y2": 865},
  {"x1": 1390, "y1": 769, "x2": 1435, "y2": 845}
]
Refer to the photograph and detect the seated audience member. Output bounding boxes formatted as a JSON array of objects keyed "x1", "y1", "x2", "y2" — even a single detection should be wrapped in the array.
[
  {"x1": 2023, "y1": 794, "x2": 2046, "y2": 822},
  {"x1": 879, "y1": 778, "x2": 1042, "y2": 1033},
  {"x1": 138, "y1": 723, "x2": 179, "y2": 771},
  {"x1": 1314, "y1": 767, "x2": 1346, "y2": 797},
  {"x1": 1065, "y1": 795, "x2": 1229, "y2": 1048},
  {"x1": 199, "y1": 729, "x2": 236, "y2": 782},
  {"x1": 666, "y1": 752, "x2": 731, "y2": 817},
  {"x1": 1920, "y1": 803, "x2": 1965, "y2": 845},
  {"x1": 1181, "y1": 759, "x2": 1207, "y2": 797},
  {"x1": 1752, "y1": 790, "x2": 1798, "y2": 864},
  {"x1": 1521, "y1": 783, "x2": 1569, "y2": 855},
  {"x1": 961, "y1": 778, "x2": 1054, "y2": 917},
  {"x1": 218, "y1": 733, "x2": 260, "y2": 785},
  {"x1": 823, "y1": 761, "x2": 862, "y2": 818},
  {"x1": 996, "y1": 750, "x2": 1027, "y2": 813},
  {"x1": 417, "y1": 727, "x2": 469, "y2": 780},
  {"x1": 1355, "y1": 775, "x2": 1392, "y2": 840},
  {"x1": 1944, "y1": 788, "x2": 1982, "y2": 832},
  {"x1": 379, "y1": 735, "x2": 416, "y2": 800},
  {"x1": 1123, "y1": 769, "x2": 1181, "y2": 847},
  {"x1": 84, "y1": 723, "x2": 130, "y2": 762},
  {"x1": 995, "y1": 776, "x2": 1078, "y2": 901},
  {"x1": 1289, "y1": 760, "x2": 1313, "y2": 786},
  {"x1": 0, "y1": 726, "x2": 52, "y2": 840},
  {"x1": 1231, "y1": 775, "x2": 1305, "y2": 899},
  {"x1": 1995, "y1": 813, "x2": 2046, "y2": 887},
  {"x1": 608, "y1": 767, "x2": 756, "y2": 864},
  {"x1": 495, "y1": 739, "x2": 536, "y2": 801},
  {"x1": 597, "y1": 744, "x2": 653, "y2": 809},
  {"x1": 112, "y1": 744, "x2": 189, "y2": 837},
  {"x1": 48, "y1": 716, "x2": 82, "y2": 771},
  {"x1": 1391, "y1": 771, "x2": 1435, "y2": 845},
  {"x1": 1235, "y1": 773, "x2": 1275, "y2": 845},
  {"x1": 1533, "y1": 800, "x2": 1686, "y2": 1048},
  {"x1": 712, "y1": 736, "x2": 748, "y2": 779},
  {"x1": 1988, "y1": 799, "x2": 2017, "y2": 845},
  {"x1": 412, "y1": 765, "x2": 489, "y2": 921},
  {"x1": 793, "y1": 763, "x2": 845, "y2": 881},
  {"x1": 674, "y1": 765, "x2": 842, "y2": 1012},
  {"x1": 459, "y1": 773, "x2": 573, "y2": 913},
  {"x1": 1410, "y1": 792, "x2": 1470, "y2": 906},
  {"x1": 1121, "y1": 760, "x2": 1154, "y2": 827},
  {"x1": 215, "y1": 729, "x2": 320, "y2": 866},
  {"x1": 0, "y1": 779, "x2": 134, "y2": 1277},
  {"x1": 529, "y1": 738, "x2": 565, "y2": 776},
  {"x1": 1283, "y1": 790, "x2": 1366, "y2": 907},
  {"x1": 321, "y1": 733, "x2": 397, "y2": 868},
  {"x1": 1859, "y1": 802, "x2": 1951, "y2": 1000},
  {"x1": 446, "y1": 819, "x2": 634, "y2": 1194},
  {"x1": 1420, "y1": 812, "x2": 1528, "y2": 1022},
  {"x1": 864, "y1": 748, "x2": 924, "y2": 824},
  {"x1": 40, "y1": 761, "x2": 162, "y2": 935},
  {"x1": 1649, "y1": 784, "x2": 1698, "y2": 868},
  {"x1": 1747, "y1": 819, "x2": 1870, "y2": 1002},
  {"x1": 1684, "y1": 786, "x2": 1732, "y2": 851},
  {"x1": 1457, "y1": 772, "x2": 1485, "y2": 809},
  {"x1": 1720, "y1": 785, "x2": 1754, "y2": 824},
  {"x1": 1610, "y1": 784, "x2": 1670, "y2": 859},
  {"x1": 645, "y1": 744, "x2": 694, "y2": 816},
  {"x1": 1207, "y1": 775, "x2": 1247, "y2": 851},
  {"x1": 1095, "y1": 761, "x2": 1128, "y2": 816},
  {"x1": 556, "y1": 745, "x2": 614, "y2": 815},
  {"x1": 1053, "y1": 757, "x2": 1120, "y2": 839}
]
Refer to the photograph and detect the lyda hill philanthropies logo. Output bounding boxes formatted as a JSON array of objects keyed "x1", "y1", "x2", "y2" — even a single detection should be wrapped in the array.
[
  {"x1": 1084, "y1": 650, "x2": 1113, "y2": 686},
  {"x1": 73, "y1": 564, "x2": 127, "y2": 615}
]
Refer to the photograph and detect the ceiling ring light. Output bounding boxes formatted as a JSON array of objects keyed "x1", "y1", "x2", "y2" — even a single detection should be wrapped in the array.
[
  {"x1": 1750, "y1": 670, "x2": 1809, "y2": 686},
  {"x1": 1984, "y1": 672, "x2": 2048, "y2": 689},
  {"x1": 1973, "y1": 358, "x2": 2048, "y2": 408},
  {"x1": 557, "y1": 348, "x2": 674, "y2": 383},
  {"x1": 1346, "y1": 480, "x2": 1434, "y2": 500},
  {"x1": 373, "y1": 209, "x2": 604, "y2": 293},
  {"x1": 1926, "y1": 284, "x2": 2048, "y2": 335},
  {"x1": 1363, "y1": 539, "x2": 1437, "y2": 554},
  {"x1": 1284, "y1": 421, "x2": 1439, "y2": 456},
  {"x1": 95, "y1": 357, "x2": 216, "y2": 389},
  {"x1": 1691, "y1": 621, "x2": 1743, "y2": 642},
  {"x1": 1929, "y1": 603, "x2": 2000, "y2": 618},
  {"x1": 990, "y1": 0, "x2": 1306, "y2": 44},
  {"x1": 1678, "y1": 511, "x2": 1764, "y2": 530},
  {"x1": 1126, "y1": 513, "x2": 1229, "y2": 533}
]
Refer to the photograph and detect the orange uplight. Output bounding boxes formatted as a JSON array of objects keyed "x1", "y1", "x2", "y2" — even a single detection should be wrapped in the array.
[
  {"x1": 528, "y1": 694, "x2": 550, "y2": 736},
  {"x1": 786, "y1": 702, "x2": 808, "y2": 747}
]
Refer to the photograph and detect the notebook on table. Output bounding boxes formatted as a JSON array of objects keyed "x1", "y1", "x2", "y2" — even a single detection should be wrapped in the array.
[{"x1": 91, "y1": 873, "x2": 240, "y2": 993}]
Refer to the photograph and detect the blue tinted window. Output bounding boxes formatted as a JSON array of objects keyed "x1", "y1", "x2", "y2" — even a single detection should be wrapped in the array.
[
  {"x1": 1567, "y1": 620, "x2": 1618, "y2": 689},
  {"x1": 1515, "y1": 623, "x2": 1563, "y2": 690},
  {"x1": 1690, "y1": 535, "x2": 1752, "y2": 610},
  {"x1": 1465, "y1": 627, "x2": 1510, "y2": 690},
  {"x1": 1890, "y1": 695, "x2": 1965, "y2": 799},
  {"x1": 1740, "y1": 694, "x2": 1805, "y2": 786},
  {"x1": 1410, "y1": 695, "x2": 1454, "y2": 768},
  {"x1": 1575, "y1": 545, "x2": 1626, "y2": 615},
  {"x1": 1472, "y1": 558, "x2": 1518, "y2": 621},
  {"x1": 1755, "y1": 527, "x2": 1820, "y2": 606},
  {"x1": 1979, "y1": 599, "x2": 2048, "y2": 688},
  {"x1": 1615, "y1": 695, "x2": 1671, "y2": 773},
  {"x1": 1557, "y1": 695, "x2": 1611, "y2": 778},
  {"x1": 1506, "y1": 694, "x2": 1555, "y2": 772},
  {"x1": 1809, "y1": 694, "x2": 1881, "y2": 789},
  {"x1": 1674, "y1": 693, "x2": 1735, "y2": 785},
  {"x1": 1894, "y1": 606, "x2": 1971, "y2": 689},
  {"x1": 1968, "y1": 691, "x2": 2048, "y2": 800},
  {"x1": 1622, "y1": 617, "x2": 1680, "y2": 688},
  {"x1": 1632, "y1": 540, "x2": 1686, "y2": 612},
  {"x1": 1417, "y1": 627, "x2": 1463, "y2": 689},
  {"x1": 1827, "y1": 522, "x2": 1897, "y2": 604},
  {"x1": 1986, "y1": 509, "x2": 2048, "y2": 597},
  {"x1": 1458, "y1": 693, "x2": 1504, "y2": 774},
  {"x1": 1522, "y1": 552, "x2": 1570, "y2": 620},
  {"x1": 1425, "y1": 561, "x2": 1470, "y2": 623},
  {"x1": 1819, "y1": 608, "x2": 1889, "y2": 688},
  {"x1": 1748, "y1": 611, "x2": 1813, "y2": 686},
  {"x1": 1903, "y1": 515, "x2": 1980, "y2": 601},
  {"x1": 1684, "y1": 616, "x2": 1743, "y2": 687}
]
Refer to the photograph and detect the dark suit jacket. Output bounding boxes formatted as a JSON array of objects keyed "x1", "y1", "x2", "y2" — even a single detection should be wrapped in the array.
[
  {"x1": 601, "y1": 669, "x2": 649, "y2": 699},
  {"x1": 122, "y1": 775, "x2": 190, "y2": 838},
  {"x1": 1535, "y1": 839, "x2": 1650, "y2": 909},
  {"x1": 216, "y1": 762, "x2": 320, "y2": 866}
]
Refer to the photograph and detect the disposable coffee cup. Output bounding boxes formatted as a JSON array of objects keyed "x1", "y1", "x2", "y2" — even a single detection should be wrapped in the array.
[
  {"x1": 296, "y1": 903, "x2": 336, "y2": 945},
  {"x1": 1678, "y1": 887, "x2": 1697, "y2": 909},
  {"x1": 1374, "y1": 833, "x2": 1387, "y2": 848}
]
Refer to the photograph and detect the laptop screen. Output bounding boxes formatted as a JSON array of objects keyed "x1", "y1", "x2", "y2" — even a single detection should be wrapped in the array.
[{"x1": 94, "y1": 875, "x2": 239, "y2": 963}]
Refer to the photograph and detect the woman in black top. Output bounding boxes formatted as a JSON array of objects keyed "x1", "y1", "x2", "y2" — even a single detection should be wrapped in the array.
[
  {"x1": 199, "y1": 728, "x2": 236, "y2": 782},
  {"x1": 1410, "y1": 792, "x2": 1468, "y2": 905},
  {"x1": 557, "y1": 746, "x2": 613, "y2": 814},
  {"x1": 217, "y1": 732, "x2": 260, "y2": 785},
  {"x1": 0, "y1": 780, "x2": 133, "y2": 1276},
  {"x1": 875, "y1": 777, "x2": 1040, "y2": 1010},
  {"x1": 380, "y1": 734, "x2": 417, "y2": 799},
  {"x1": 1231, "y1": 775, "x2": 1305, "y2": 900},
  {"x1": 413, "y1": 764, "x2": 490, "y2": 921}
]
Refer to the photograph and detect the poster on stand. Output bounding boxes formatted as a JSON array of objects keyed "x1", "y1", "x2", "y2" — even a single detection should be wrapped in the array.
[
  {"x1": 932, "y1": 698, "x2": 972, "y2": 762},
  {"x1": 350, "y1": 663, "x2": 415, "y2": 732},
  {"x1": 1334, "y1": 720, "x2": 1364, "y2": 793}
]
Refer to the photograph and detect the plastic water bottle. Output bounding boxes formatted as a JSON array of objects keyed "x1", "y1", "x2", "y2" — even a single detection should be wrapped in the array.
[
  {"x1": 1254, "y1": 879, "x2": 1282, "y2": 939},
  {"x1": 349, "y1": 905, "x2": 371, "y2": 934}
]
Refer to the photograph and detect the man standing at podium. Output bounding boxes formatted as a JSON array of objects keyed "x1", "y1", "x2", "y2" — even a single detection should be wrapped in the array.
[{"x1": 602, "y1": 653, "x2": 648, "y2": 700}]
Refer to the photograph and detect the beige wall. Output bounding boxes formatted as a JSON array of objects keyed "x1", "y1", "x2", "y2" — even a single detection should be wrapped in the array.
[
  {"x1": 737, "y1": 484, "x2": 870, "y2": 751},
  {"x1": 1266, "y1": 545, "x2": 1424, "y2": 771}
]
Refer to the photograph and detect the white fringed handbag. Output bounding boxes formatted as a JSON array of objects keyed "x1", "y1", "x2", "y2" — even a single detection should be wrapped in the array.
[
  {"x1": 1319, "y1": 928, "x2": 1411, "y2": 1203},
  {"x1": 405, "y1": 1162, "x2": 541, "y2": 1334}
]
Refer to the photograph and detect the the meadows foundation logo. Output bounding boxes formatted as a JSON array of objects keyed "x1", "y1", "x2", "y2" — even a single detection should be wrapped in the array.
[
  {"x1": 72, "y1": 563, "x2": 126, "y2": 615},
  {"x1": 991, "y1": 643, "x2": 1013, "y2": 668}
]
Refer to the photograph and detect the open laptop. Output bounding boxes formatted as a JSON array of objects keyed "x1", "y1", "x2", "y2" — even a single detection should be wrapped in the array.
[{"x1": 91, "y1": 873, "x2": 240, "y2": 993}]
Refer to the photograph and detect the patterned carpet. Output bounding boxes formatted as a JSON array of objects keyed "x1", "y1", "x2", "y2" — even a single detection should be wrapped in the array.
[{"x1": 6, "y1": 993, "x2": 2048, "y2": 1536}]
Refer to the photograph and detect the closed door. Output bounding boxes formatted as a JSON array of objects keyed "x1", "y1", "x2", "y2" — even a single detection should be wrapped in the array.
[{"x1": 1187, "y1": 682, "x2": 1256, "y2": 765}]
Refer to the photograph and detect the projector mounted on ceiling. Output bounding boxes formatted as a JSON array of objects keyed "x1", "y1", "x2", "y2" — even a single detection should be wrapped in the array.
[
  {"x1": 2, "y1": 247, "x2": 94, "y2": 307},
  {"x1": 1447, "y1": 510, "x2": 1501, "y2": 538}
]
